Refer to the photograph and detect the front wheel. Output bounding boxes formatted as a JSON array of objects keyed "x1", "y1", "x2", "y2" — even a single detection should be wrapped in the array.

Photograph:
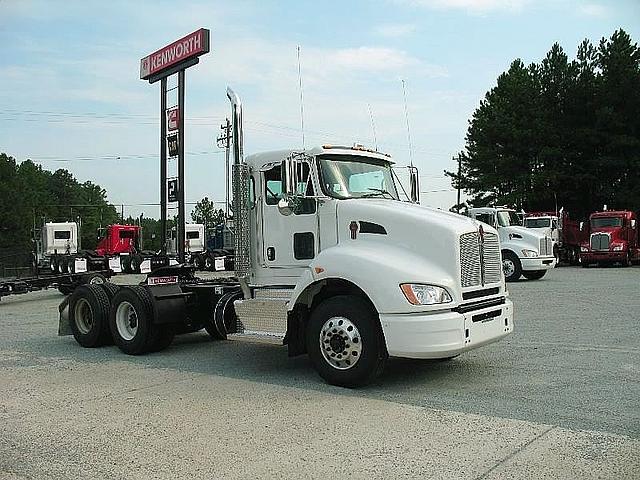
[
  {"x1": 522, "y1": 270, "x2": 546, "y2": 280},
  {"x1": 306, "y1": 295, "x2": 387, "y2": 388},
  {"x1": 502, "y1": 251, "x2": 522, "y2": 282}
]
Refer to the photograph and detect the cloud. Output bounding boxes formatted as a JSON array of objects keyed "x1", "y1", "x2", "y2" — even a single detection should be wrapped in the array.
[
  {"x1": 375, "y1": 23, "x2": 417, "y2": 37},
  {"x1": 578, "y1": 4, "x2": 608, "y2": 17},
  {"x1": 401, "y1": 0, "x2": 529, "y2": 13}
]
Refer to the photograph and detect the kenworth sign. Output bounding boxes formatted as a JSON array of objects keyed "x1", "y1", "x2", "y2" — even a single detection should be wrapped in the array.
[{"x1": 140, "y1": 29, "x2": 210, "y2": 81}]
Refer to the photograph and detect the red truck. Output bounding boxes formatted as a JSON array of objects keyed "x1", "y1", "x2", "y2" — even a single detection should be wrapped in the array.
[
  {"x1": 95, "y1": 224, "x2": 169, "y2": 273},
  {"x1": 523, "y1": 209, "x2": 587, "y2": 265},
  {"x1": 579, "y1": 210, "x2": 639, "y2": 267}
]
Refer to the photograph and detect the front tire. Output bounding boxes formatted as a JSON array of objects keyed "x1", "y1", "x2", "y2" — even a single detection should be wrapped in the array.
[
  {"x1": 522, "y1": 270, "x2": 546, "y2": 280},
  {"x1": 306, "y1": 295, "x2": 387, "y2": 388},
  {"x1": 502, "y1": 251, "x2": 522, "y2": 282}
]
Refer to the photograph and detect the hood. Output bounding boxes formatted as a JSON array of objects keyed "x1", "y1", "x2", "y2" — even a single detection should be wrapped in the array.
[
  {"x1": 502, "y1": 225, "x2": 547, "y2": 243},
  {"x1": 335, "y1": 199, "x2": 491, "y2": 287}
]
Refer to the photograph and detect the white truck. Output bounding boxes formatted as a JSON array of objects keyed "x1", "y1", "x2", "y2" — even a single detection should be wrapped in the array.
[
  {"x1": 59, "y1": 88, "x2": 513, "y2": 387},
  {"x1": 468, "y1": 207, "x2": 556, "y2": 281}
]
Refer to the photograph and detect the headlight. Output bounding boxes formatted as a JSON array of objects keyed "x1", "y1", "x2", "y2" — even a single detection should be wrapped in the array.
[
  {"x1": 581, "y1": 246, "x2": 588, "y2": 252},
  {"x1": 612, "y1": 245, "x2": 624, "y2": 251},
  {"x1": 400, "y1": 284, "x2": 452, "y2": 305},
  {"x1": 521, "y1": 249, "x2": 538, "y2": 257}
]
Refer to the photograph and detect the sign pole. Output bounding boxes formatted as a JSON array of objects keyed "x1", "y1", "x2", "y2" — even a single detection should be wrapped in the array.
[
  {"x1": 160, "y1": 78, "x2": 167, "y2": 254},
  {"x1": 177, "y1": 69, "x2": 186, "y2": 263}
]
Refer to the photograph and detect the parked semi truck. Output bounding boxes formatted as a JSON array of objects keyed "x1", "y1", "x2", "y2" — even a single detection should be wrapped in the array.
[
  {"x1": 580, "y1": 209, "x2": 639, "y2": 267},
  {"x1": 59, "y1": 88, "x2": 513, "y2": 387},
  {"x1": 467, "y1": 207, "x2": 556, "y2": 281},
  {"x1": 167, "y1": 223, "x2": 234, "y2": 271},
  {"x1": 36, "y1": 222, "x2": 109, "y2": 273},
  {"x1": 96, "y1": 224, "x2": 170, "y2": 273},
  {"x1": 523, "y1": 209, "x2": 586, "y2": 265},
  {"x1": 38, "y1": 222, "x2": 169, "y2": 275}
]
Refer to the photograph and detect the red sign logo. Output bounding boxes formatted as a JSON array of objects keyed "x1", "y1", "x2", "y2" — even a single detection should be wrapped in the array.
[
  {"x1": 168, "y1": 109, "x2": 179, "y2": 131},
  {"x1": 140, "y1": 28, "x2": 210, "y2": 80}
]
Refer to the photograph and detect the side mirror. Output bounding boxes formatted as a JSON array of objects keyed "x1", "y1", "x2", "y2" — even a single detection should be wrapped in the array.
[
  {"x1": 579, "y1": 222, "x2": 584, "y2": 232},
  {"x1": 409, "y1": 166, "x2": 420, "y2": 204},
  {"x1": 277, "y1": 197, "x2": 294, "y2": 216},
  {"x1": 281, "y1": 155, "x2": 299, "y2": 198}
]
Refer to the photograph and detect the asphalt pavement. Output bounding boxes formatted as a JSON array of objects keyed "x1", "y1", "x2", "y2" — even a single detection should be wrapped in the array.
[{"x1": 0, "y1": 266, "x2": 638, "y2": 479}]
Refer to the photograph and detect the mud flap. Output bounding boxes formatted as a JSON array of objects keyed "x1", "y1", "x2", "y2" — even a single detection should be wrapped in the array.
[{"x1": 58, "y1": 295, "x2": 72, "y2": 336}]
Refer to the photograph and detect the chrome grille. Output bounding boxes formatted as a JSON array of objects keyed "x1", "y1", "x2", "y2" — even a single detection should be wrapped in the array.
[
  {"x1": 590, "y1": 233, "x2": 610, "y2": 251},
  {"x1": 460, "y1": 232, "x2": 502, "y2": 287},
  {"x1": 539, "y1": 237, "x2": 553, "y2": 256}
]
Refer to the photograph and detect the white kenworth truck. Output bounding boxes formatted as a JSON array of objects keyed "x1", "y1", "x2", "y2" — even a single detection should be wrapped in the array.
[
  {"x1": 59, "y1": 88, "x2": 513, "y2": 387},
  {"x1": 467, "y1": 207, "x2": 556, "y2": 282}
]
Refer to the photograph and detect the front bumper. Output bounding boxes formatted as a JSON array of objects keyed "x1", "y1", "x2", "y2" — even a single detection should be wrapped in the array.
[
  {"x1": 521, "y1": 255, "x2": 556, "y2": 271},
  {"x1": 379, "y1": 298, "x2": 513, "y2": 359},
  {"x1": 581, "y1": 251, "x2": 625, "y2": 262}
]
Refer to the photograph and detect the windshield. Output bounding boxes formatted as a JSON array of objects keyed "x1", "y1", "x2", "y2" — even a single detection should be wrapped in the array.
[
  {"x1": 524, "y1": 218, "x2": 551, "y2": 228},
  {"x1": 318, "y1": 155, "x2": 399, "y2": 200},
  {"x1": 497, "y1": 211, "x2": 521, "y2": 227},
  {"x1": 591, "y1": 217, "x2": 622, "y2": 228}
]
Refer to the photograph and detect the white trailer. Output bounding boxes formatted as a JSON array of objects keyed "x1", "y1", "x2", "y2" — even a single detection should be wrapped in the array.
[
  {"x1": 60, "y1": 88, "x2": 513, "y2": 387},
  {"x1": 468, "y1": 207, "x2": 556, "y2": 281}
]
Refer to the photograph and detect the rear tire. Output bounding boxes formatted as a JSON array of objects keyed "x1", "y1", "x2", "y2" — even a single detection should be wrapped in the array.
[
  {"x1": 69, "y1": 285, "x2": 112, "y2": 347},
  {"x1": 121, "y1": 256, "x2": 132, "y2": 274},
  {"x1": 205, "y1": 290, "x2": 242, "y2": 340},
  {"x1": 99, "y1": 282, "x2": 120, "y2": 300},
  {"x1": 109, "y1": 286, "x2": 162, "y2": 355},
  {"x1": 522, "y1": 270, "x2": 546, "y2": 280},
  {"x1": 194, "y1": 254, "x2": 205, "y2": 271},
  {"x1": 306, "y1": 295, "x2": 387, "y2": 388},
  {"x1": 130, "y1": 255, "x2": 142, "y2": 274},
  {"x1": 501, "y1": 251, "x2": 522, "y2": 282}
]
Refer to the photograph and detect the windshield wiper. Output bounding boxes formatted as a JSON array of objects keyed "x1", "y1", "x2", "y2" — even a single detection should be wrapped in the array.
[{"x1": 361, "y1": 188, "x2": 394, "y2": 199}]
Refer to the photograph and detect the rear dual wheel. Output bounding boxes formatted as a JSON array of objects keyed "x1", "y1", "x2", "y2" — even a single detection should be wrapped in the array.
[
  {"x1": 69, "y1": 285, "x2": 112, "y2": 347},
  {"x1": 109, "y1": 286, "x2": 174, "y2": 355}
]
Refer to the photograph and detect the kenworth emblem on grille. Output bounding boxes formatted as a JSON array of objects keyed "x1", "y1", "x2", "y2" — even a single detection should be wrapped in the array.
[{"x1": 478, "y1": 225, "x2": 486, "y2": 286}]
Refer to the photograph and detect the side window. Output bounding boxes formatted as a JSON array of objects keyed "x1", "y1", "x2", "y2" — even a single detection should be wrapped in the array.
[
  {"x1": 264, "y1": 166, "x2": 282, "y2": 205},
  {"x1": 264, "y1": 162, "x2": 316, "y2": 214},
  {"x1": 475, "y1": 213, "x2": 495, "y2": 226}
]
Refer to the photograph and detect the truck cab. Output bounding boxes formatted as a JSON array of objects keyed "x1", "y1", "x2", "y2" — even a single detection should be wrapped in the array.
[
  {"x1": 468, "y1": 207, "x2": 556, "y2": 281},
  {"x1": 580, "y1": 210, "x2": 638, "y2": 267},
  {"x1": 523, "y1": 212, "x2": 560, "y2": 258}
]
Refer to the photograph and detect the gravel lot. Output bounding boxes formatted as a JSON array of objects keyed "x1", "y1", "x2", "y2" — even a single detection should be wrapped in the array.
[{"x1": 1, "y1": 267, "x2": 639, "y2": 479}]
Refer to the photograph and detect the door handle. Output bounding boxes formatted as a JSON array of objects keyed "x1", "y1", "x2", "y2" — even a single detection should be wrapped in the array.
[{"x1": 267, "y1": 247, "x2": 276, "y2": 261}]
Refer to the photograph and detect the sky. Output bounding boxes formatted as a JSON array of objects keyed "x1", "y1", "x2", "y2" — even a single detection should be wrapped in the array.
[{"x1": 1, "y1": 0, "x2": 638, "y2": 219}]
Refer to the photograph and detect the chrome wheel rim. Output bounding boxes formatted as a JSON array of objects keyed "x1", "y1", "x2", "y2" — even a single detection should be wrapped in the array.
[
  {"x1": 115, "y1": 301, "x2": 138, "y2": 341},
  {"x1": 319, "y1": 316, "x2": 362, "y2": 370},
  {"x1": 74, "y1": 298, "x2": 94, "y2": 335},
  {"x1": 502, "y1": 259, "x2": 516, "y2": 278},
  {"x1": 89, "y1": 275, "x2": 105, "y2": 285}
]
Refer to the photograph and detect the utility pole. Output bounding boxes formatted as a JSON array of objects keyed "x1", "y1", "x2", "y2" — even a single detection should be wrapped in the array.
[
  {"x1": 455, "y1": 154, "x2": 462, "y2": 213},
  {"x1": 217, "y1": 118, "x2": 232, "y2": 220}
]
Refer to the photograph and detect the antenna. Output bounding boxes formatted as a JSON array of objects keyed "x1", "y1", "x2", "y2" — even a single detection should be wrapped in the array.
[
  {"x1": 297, "y1": 45, "x2": 306, "y2": 150},
  {"x1": 401, "y1": 79, "x2": 414, "y2": 167},
  {"x1": 367, "y1": 103, "x2": 378, "y2": 151}
]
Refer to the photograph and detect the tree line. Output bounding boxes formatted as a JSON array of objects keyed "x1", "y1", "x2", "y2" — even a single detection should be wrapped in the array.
[
  {"x1": 448, "y1": 29, "x2": 640, "y2": 219},
  {"x1": 0, "y1": 153, "x2": 120, "y2": 251},
  {"x1": 0, "y1": 152, "x2": 226, "y2": 256}
]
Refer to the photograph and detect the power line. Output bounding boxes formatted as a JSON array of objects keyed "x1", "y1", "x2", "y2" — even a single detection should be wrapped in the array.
[{"x1": 0, "y1": 108, "x2": 454, "y2": 156}]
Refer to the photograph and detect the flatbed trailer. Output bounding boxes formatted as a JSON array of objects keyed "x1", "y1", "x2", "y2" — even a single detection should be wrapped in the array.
[{"x1": 0, "y1": 270, "x2": 111, "y2": 301}]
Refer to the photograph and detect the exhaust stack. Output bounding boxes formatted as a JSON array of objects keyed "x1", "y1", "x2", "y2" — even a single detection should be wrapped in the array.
[{"x1": 226, "y1": 88, "x2": 252, "y2": 286}]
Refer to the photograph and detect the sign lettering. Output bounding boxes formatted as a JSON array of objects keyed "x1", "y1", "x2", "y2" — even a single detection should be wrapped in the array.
[{"x1": 140, "y1": 29, "x2": 210, "y2": 80}]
